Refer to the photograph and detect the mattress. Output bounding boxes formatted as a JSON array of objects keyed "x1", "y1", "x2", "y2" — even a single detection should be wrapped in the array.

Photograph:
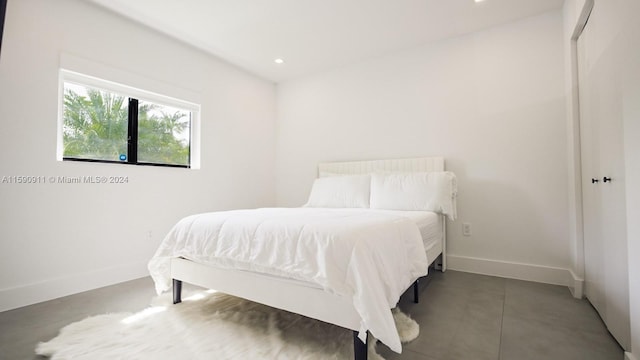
[{"x1": 372, "y1": 209, "x2": 443, "y2": 257}]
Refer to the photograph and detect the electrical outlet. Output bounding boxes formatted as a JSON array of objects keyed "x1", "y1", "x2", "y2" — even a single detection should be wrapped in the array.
[{"x1": 462, "y1": 223, "x2": 472, "y2": 236}]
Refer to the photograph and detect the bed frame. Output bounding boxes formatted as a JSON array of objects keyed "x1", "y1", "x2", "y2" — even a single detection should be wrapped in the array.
[{"x1": 171, "y1": 157, "x2": 447, "y2": 360}]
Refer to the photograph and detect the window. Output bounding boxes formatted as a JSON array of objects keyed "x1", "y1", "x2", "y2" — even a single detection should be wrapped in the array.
[{"x1": 59, "y1": 70, "x2": 198, "y2": 168}]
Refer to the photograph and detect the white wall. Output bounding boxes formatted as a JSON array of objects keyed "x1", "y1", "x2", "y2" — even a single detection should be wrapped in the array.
[
  {"x1": 276, "y1": 10, "x2": 573, "y2": 285},
  {"x1": 618, "y1": 0, "x2": 640, "y2": 357},
  {"x1": 0, "y1": 0, "x2": 276, "y2": 311},
  {"x1": 622, "y1": 27, "x2": 640, "y2": 359},
  {"x1": 623, "y1": 24, "x2": 640, "y2": 358}
]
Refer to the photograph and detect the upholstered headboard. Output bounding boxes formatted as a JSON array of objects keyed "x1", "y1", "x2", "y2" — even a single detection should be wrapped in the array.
[
  {"x1": 318, "y1": 157, "x2": 445, "y2": 177},
  {"x1": 316, "y1": 156, "x2": 450, "y2": 271}
]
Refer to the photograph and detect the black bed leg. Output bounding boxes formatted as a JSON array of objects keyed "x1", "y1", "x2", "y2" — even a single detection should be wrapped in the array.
[
  {"x1": 353, "y1": 331, "x2": 368, "y2": 360},
  {"x1": 413, "y1": 279, "x2": 419, "y2": 303},
  {"x1": 173, "y1": 279, "x2": 182, "y2": 304}
]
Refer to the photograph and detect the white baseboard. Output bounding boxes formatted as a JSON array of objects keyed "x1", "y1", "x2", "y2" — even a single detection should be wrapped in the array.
[
  {"x1": 446, "y1": 255, "x2": 583, "y2": 295},
  {"x1": 568, "y1": 269, "x2": 584, "y2": 299},
  {"x1": 626, "y1": 351, "x2": 638, "y2": 360},
  {"x1": 0, "y1": 262, "x2": 149, "y2": 312}
]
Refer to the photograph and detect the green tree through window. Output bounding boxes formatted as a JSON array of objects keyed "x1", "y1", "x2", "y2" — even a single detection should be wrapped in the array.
[
  {"x1": 62, "y1": 82, "x2": 191, "y2": 167},
  {"x1": 138, "y1": 100, "x2": 190, "y2": 166}
]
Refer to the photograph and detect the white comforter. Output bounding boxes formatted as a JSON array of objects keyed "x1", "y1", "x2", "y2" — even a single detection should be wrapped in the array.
[{"x1": 148, "y1": 208, "x2": 429, "y2": 353}]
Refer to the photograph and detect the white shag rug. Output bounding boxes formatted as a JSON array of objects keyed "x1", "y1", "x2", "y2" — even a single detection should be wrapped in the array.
[{"x1": 36, "y1": 290, "x2": 419, "y2": 360}]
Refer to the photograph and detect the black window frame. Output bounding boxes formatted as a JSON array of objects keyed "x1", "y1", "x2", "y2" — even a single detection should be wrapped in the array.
[
  {"x1": 61, "y1": 80, "x2": 193, "y2": 169},
  {"x1": 0, "y1": 0, "x2": 7, "y2": 59}
]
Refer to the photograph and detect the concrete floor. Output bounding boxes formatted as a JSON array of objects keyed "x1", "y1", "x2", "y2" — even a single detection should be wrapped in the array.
[
  {"x1": 0, "y1": 270, "x2": 624, "y2": 359},
  {"x1": 380, "y1": 271, "x2": 624, "y2": 360}
]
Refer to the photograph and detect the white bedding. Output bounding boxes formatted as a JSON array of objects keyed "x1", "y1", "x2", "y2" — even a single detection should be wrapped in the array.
[
  {"x1": 374, "y1": 210, "x2": 442, "y2": 250},
  {"x1": 148, "y1": 207, "x2": 429, "y2": 353}
]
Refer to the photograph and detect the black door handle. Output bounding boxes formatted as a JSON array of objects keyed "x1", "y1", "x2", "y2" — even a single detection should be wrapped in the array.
[
  {"x1": 603, "y1": 177, "x2": 612, "y2": 183},
  {"x1": 592, "y1": 178, "x2": 599, "y2": 183}
]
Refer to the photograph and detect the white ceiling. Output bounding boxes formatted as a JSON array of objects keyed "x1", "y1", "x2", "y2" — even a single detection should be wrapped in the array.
[{"x1": 86, "y1": 0, "x2": 565, "y2": 83}]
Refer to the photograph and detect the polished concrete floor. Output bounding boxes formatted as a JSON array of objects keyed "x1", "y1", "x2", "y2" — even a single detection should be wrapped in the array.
[{"x1": 0, "y1": 270, "x2": 624, "y2": 360}]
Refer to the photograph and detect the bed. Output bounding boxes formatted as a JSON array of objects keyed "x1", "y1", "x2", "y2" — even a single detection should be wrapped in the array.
[{"x1": 148, "y1": 157, "x2": 456, "y2": 360}]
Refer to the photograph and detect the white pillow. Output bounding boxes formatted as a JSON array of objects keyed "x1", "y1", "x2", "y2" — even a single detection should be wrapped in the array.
[
  {"x1": 370, "y1": 172, "x2": 457, "y2": 219},
  {"x1": 304, "y1": 174, "x2": 371, "y2": 208}
]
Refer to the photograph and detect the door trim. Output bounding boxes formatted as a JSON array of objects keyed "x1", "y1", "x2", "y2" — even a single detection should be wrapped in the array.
[{"x1": 565, "y1": 0, "x2": 594, "y2": 299}]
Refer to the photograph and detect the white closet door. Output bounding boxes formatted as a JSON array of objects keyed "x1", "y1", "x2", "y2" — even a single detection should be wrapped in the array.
[
  {"x1": 577, "y1": 1, "x2": 630, "y2": 350},
  {"x1": 577, "y1": 27, "x2": 605, "y2": 318}
]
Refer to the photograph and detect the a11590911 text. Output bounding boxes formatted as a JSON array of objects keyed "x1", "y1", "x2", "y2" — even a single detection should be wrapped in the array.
[{"x1": 1, "y1": 176, "x2": 129, "y2": 184}]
